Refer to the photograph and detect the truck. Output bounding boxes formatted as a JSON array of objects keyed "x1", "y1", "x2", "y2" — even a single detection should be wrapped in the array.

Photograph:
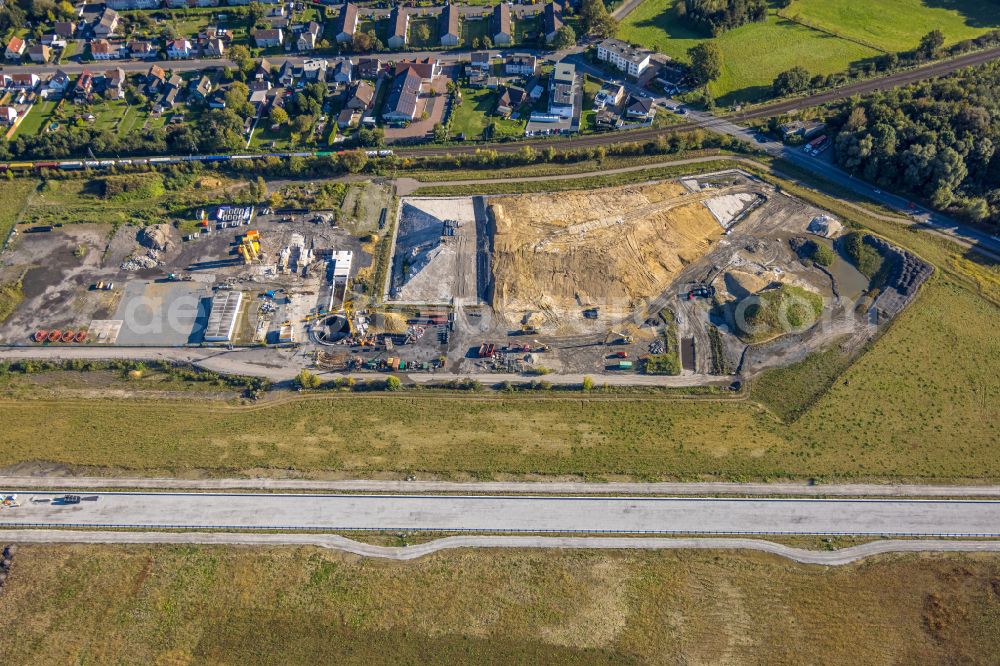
[{"x1": 616, "y1": 360, "x2": 633, "y2": 370}]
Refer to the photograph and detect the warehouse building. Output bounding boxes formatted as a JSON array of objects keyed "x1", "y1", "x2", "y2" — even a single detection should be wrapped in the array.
[{"x1": 204, "y1": 290, "x2": 243, "y2": 342}]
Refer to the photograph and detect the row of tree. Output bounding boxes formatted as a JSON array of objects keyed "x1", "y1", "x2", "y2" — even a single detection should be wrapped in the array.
[{"x1": 828, "y1": 60, "x2": 1000, "y2": 225}]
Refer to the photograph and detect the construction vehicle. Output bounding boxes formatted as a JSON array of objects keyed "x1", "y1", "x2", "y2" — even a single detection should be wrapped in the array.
[
  {"x1": 607, "y1": 329, "x2": 634, "y2": 345},
  {"x1": 92, "y1": 281, "x2": 114, "y2": 291},
  {"x1": 686, "y1": 283, "x2": 716, "y2": 300},
  {"x1": 532, "y1": 340, "x2": 551, "y2": 352},
  {"x1": 519, "y1": 324, "x2": 539, "y2": 335},
  {"x1": 165, "y1": 273, "x2": 193, "y2": 282},
  {"x1": 237, "y1": 230, "x2": 262, "y2": 264}
]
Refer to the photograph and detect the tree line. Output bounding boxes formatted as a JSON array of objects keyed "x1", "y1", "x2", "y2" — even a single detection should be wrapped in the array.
[
  {"x1": 676, "y1": 0, "x2": 767, "y2": 36},
  {"x1": 827, "y1": 60, "x2": 1000, "y2": 225}
]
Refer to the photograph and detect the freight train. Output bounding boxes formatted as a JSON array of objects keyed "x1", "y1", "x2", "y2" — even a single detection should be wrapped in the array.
[{"x1": 0, "y1": 149, "x2": 394, "y2": 173}]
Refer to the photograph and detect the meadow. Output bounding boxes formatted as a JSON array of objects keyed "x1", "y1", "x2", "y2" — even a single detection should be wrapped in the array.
[
  {"x1": 619, "y1": 0, "x2": 1000, "y2": 104},
  {"x1": 1, "y1": 544, "x2": 998, "y2": 663}
]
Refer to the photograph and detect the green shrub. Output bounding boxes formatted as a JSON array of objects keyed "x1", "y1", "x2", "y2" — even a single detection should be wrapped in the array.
[{"x1": 842, "y1": 232, "x2": 883, "y2": 277}]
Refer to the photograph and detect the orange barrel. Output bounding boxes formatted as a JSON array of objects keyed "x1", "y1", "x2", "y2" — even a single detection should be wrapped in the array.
[
  {"x1": 75, "y1": 331, "x2": 88, "y2": 343},
  {"x1": 34, "y1": 330, "x2": 47, "y2": 343},
  {"x1": 61, "y1": 330, "x2": 75, "y2": 343},
  {"x1": 48, "y1": 330, "x2": 62, "y2": 342}
]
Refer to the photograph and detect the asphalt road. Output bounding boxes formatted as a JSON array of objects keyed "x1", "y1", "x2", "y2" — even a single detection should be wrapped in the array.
[
  {"x1": 4, "y1": 493, "x2": 1000, "y2": 536},
  {"x1": 4, "y1": 476, "x2": 1000, "y2": 497},
  {"x1": 5, "y1": 529, "x2": 1000, "y2": 564}
]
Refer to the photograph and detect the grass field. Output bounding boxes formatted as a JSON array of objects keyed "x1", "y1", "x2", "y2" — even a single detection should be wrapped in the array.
[
  {"x1": 9, "y1": 174, "x2": 247, "y2": 227},
  {"x1": 1, "y1": 545, "x2": 999, "y2": 663},
  {"x1": 450, "y1": 87, "x2": 498, "y2": 139},
  {"x1": 0, "y1": 179, "x2": 36, "y2": 242},
  {"x1": 620, "y1": 3, "x2": 879, "y2": 104},
  {"x1": 782, "y1": 0, "x2": 1000, "y2": 52}
]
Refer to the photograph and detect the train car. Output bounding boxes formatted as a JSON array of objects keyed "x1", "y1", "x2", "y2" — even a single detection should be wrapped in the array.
[
  {"x1": 230, "y1": 154, "x2": 254, "y2": 161},
  {"x1": 117, "y1": 159, "x2": 132, "y2": 166},
  {"x1": 8, "y1": 162, "x2": 34, "y2": 170},
  {"x1": 289, "y1": 152, "x2": 312, "y2": 158},
  {"x1": 35, "y1": 161, "x2": 59, "y2": 169},
  {"x1": 377, "y1": 150, "x2": 393, "y2": 157},
  {"x1": 98, "y1": 160, "x2": 115, "y2": 167},
  {"x1": 200, "y1": 155, "x2": 229, "y2": 162},
  {"x1": 148, "y1": 157, "x2": 170, "y2": 163},
  {"x1": 83, "y1": 160, "x2": 99, "y2": 168},
  {"x1": 315, "y1": 151, "x2": 333, "y2": 157},
  {"x1": 59, "y1": 161, "x2": 83, "y2": 170}
]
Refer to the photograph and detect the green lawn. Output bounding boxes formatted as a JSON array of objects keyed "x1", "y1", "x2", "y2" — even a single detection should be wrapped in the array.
[
  {"x1": 407, "y1": 15, "x2": 440, "y2": 49},
  {"x1": 782, "y1": 0, "x2": 1000, "y2": 52},
  {"x1": 13, "y1": 99, "x2": 58, "y2": 137},
  {"x1": 450, "y1": 87, "x2": 496, "y2": 139},
  {"x1": 462, "y1": 16, "x2": 491, "y2": 47},
  {"x1": 620, "y1": 3, "x2": 880, "y2": 104}
]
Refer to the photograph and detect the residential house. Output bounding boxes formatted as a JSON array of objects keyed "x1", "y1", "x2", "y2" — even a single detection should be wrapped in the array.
[
  {"x1": 90, "y1": 39, "x2": 120, "y2": 60},
  {"x1": 166, "y1": 73, "x2": 183, "y2": 90},
  {"x1": 54, "y1": 21, "x2": 77, "y2": 38},
  {"x1": 548, "y1": 61, "x2": 576, "y2": 118},
  {"x1": 297, "y1": 21, "x2": 322, "y2": 51},
  {"x1": 394, "y1": 58, "x2": 440, "y2": 80},
  {"x1": 10, "y1": 73, "x2": 39, "y2": 89},
  {"x1": 253, "y1": 28, "x2": 283, "y2": 48},
  {"x1": 254, "y1": 58, "x2": 275, "y2": 81},
  {"x1": 543, "y1": 2, "x2": 563, "y2": 43},
  {"x1": 189, "y1": 74, "x2": 213, "y2": 99},
  {"x1": 469, "y1": 51, "x2": 491, "y2": 71},
  {"x1": 167, "y1": 38, "x2": 193, "y2": 59},
  {"x1": 382, "y1": 65, "x2": 422, "y2": 123},
  {"x1": 277, "y1": 60, "x2": 296, "y2": 87},
  {"x1": 41, "y1": 34, "x2": 67, "y2": 48},
  {"x1": 207, "y1": 89, "x2": 227, "y2": 109},
  {"x1": 5, "y1": 36, "x2": 25, "y2": 61},
  {"x1": 387, "y1": 7, "x2": 408, "y2": 50},
  {"x1": 439, "y1": 3, "x2": 459, "y2": 46},
  {"x1": 624, "y1": 95, "x2": 653, "y2": 121},
  {"x1": 28, "y1": 44, "x2": 51, "y2": 64},
  {"x1": 145, "y1": 65, "x2": 166, "y2": 95},
  {"x1": 595, "y1": 107, "x2": 623, "y2": 129},
  {"x1": 203, "y1": 37, "x2": 226, "y2": 58},
  {"x1": 593, "y1": 82, "x2": 624, "y2": 109},
  {"x1": 504, "y1": 54, "x2": 536, "y2": 77},
  {"x1": 103, "y1": 68, "x2": 126, "y2": 99},
  {"x1": 0, "y1": 106, "x2": 18, "y2": 124},
  {"x1": 495, "y1": 85, "x2": 525, "y2": 117},
  {"x1": 127, "y1": 40, "x2": 157, "y2": 59},
  {"x1": 356, "y1": 57, "x2": 381, "y2": 80},
  {"x1": 333, "y1": 59, "x2": 352, "y2": 84},
  {"x1": 345, "y1": 80, "x2": 374, "y2": 110},
  {"x1": 335, "y1": 2, "x2": 358, "y2": 43},
  {"x1": 596, "y1": 38, "x2": 651, "y2": 77},
  {"x1": 74, "y1": 70, "x2": 95, "y2": 103},
  {"x1": 93, "y1": 8, "x2": 120, "y2": 38},
  {"x1": 337, "y1": 107, "x2": 360, "y2": 129},
  {"x1": 491, "y1": 3, "x2": 511, "y2": 45},
  {"x1": 300, "y1": 58, "x2": 328, "y2": 82},
  {"x1": 48, "y1": 70, "x2": 71, "y2": 93},
  {"x1": 156, "y1": 86, "x2": 179, "y2": 113}
]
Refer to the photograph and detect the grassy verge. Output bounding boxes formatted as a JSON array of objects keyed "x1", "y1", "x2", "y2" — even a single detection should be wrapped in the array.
[
  {"x1": 0, "y1": 178, "x2": 35, "y2": 243},
  {"x1": 410, "y1": 159, "x2": 738, "y2": 195},
  {"x1": 1, "y1": 544, "x2": 998, "y2": 663}
]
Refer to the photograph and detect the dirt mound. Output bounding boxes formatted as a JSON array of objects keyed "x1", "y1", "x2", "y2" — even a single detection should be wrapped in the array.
[
  {"x1": 490, "y1": 182, "x2": 722, "y2": 327},
  {"x1": 721, "y1": 269, "x2": 770, "y2": 301},
  {"x1": 137, "y1": 224, "x2": 174, "y2": 252}
]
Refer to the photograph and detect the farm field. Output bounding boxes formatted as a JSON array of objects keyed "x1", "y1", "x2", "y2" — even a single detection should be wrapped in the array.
[
  {"x1": 782, "y1": 0, "x2": 1000, "y2": 52},
  {"x1": 620, "y1": 3, "x2": 879, "y2": 104},
  {"x1": 1, "y1": 545, "x2": 999, "y2": 663}
]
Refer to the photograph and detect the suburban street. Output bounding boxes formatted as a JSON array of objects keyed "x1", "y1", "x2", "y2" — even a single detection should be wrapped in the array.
[{"x1": 4, "y1": 492, "x2": 1000, "y2": 536}]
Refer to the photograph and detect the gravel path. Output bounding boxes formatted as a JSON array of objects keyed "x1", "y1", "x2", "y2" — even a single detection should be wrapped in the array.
[{"x1": 3, "y1": 530, "x2": 999, "y2": 565}]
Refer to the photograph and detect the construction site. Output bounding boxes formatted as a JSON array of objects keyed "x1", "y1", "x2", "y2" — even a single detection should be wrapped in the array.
[
  {"x1": 363, "y1": 170, "x2": 929, "y2": 380},
  {"x1": 0, "y1": 169, "x2": 931, "y2": 384}
]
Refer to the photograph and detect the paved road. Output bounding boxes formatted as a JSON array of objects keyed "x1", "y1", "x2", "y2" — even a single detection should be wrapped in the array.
[
  {"x1": 4, "y1": 476, "x2": 1000, "y2": 497},
  {"x1": 4, "y1": 493, "x2": 1000, "y2": 535},
  {"x1": 3, "y1": 529, "x2": 999, "y2": 564}
]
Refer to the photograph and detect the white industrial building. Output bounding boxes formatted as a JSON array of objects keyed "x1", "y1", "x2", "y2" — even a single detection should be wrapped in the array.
[{"x1": 204, "y1": 290, "x2": 243, "y2": 342}]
